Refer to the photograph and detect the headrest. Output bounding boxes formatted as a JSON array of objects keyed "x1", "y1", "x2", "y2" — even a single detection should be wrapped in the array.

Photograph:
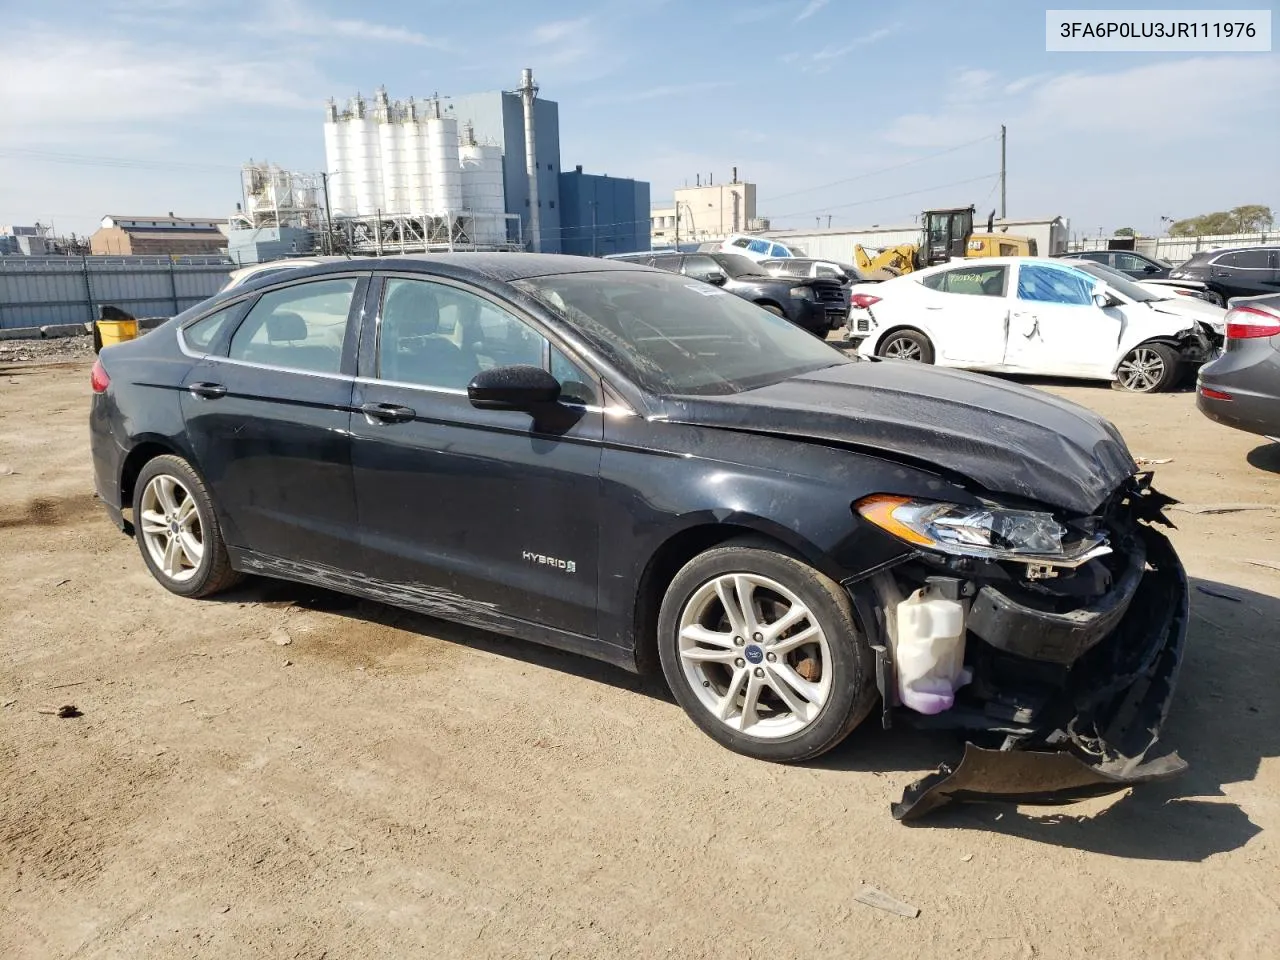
[
  {"x1": 384, "y1": 282, "x2": 440, "y2": 338},
  {"x1": 267, "y1": 311, "x2": 307, "y2": 342}
]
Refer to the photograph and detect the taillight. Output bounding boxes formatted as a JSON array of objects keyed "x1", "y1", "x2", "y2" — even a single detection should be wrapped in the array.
[
  {"x1": 1224, "y1": 305, "x2": 1280, "y2": 340},
  {"x1": 1200, "y1": 386, "x2": 1233, "y2": 401},
  {"x1": 850, "y1": 293, "x2": 882, "y2": 309},
  {"x1": 91, "y1": 358, "x2": 110, "y2": 393}
]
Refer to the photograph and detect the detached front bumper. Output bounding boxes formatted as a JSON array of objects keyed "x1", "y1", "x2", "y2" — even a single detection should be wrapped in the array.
[{"x1": 891, "y1": 526, "x2": 1190, "y2": 821}]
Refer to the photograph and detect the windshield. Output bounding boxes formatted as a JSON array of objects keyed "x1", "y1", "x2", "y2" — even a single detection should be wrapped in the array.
[
  {"x1": 1067, "y1": 261, "x2": 1162, "y2": 302},
  {"x1": 517, "y1": 270, "x2": 847, "y2": 397},
  {"x1": 715, "y1": 253, "x2": 768, "y2": 278}
]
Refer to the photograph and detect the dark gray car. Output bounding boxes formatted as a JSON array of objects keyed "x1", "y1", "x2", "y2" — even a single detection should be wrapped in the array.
[{"x1": 1197, "y1": 294, "x2": 1280, "y2": 441}]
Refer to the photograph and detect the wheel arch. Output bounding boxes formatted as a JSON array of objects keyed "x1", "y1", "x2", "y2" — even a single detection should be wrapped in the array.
[
  {"x1": 874, "y1": 324, "x2": 934, "y2": 354},
  {"x1": 753, "y1": 298, "x2": 786, "y2": 313},
  {"x1": 630, "y1": 518, "x2": 837, "y2": 676},
  {"x1": 1111, "y1": 335, "x2": 1189, "y2": 374}
]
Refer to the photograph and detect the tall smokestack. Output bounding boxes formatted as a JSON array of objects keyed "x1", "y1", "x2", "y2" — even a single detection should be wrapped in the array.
[{"x1": 519, "y1": 68, "x2": 541, "y2": 252}]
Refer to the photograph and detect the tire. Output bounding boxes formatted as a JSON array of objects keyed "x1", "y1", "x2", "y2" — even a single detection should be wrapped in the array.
[
  {"x1": 759, "y1": 303, "x2": 786, "y2": 318},
  {"x1": 132, "y1": 454, "x2": 242, "y2": 598},
  {"x1": 876, "y1": 328, "x2": 934, "y2": 364},
  {"x1": 657, "y1": 540, "x2": 878, "y2": 763},
  {"x1": 1114, "y1": 342, "x2": 1180, "y2": 393}
]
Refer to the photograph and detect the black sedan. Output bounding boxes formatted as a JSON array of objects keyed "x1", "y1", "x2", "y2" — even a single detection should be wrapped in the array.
[
  {"x1": 1063, "y1": 249, "x2": 1175, "y2": 280},
  {"x1": 608, "y1": 250, "x2": 847, "y2": 336},
  {"x1": 90, "y1": 254, "x2": 1189, "y2": 819},
  {"x1": 1198, "y1": 294, "x2": 1280, "y2": 442},
  {"x1": 1170, "y1": 246, "x2": 1280, "y2": 303}
]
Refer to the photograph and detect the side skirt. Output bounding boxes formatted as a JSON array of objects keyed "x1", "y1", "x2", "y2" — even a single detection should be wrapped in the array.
[{"x1": 227, "y1": 548, "x2": 638, "y2": 673}]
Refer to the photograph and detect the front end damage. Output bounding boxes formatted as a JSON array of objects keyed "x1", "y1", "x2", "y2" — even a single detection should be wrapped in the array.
[{"x1": 850, "y1": 475, "x2": 1189, "y2": 821}]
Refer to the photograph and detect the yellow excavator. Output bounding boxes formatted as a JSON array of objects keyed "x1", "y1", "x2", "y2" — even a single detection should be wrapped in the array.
[{"x1": 854, "y1": 207, "x2": 1037, "y2": 279}]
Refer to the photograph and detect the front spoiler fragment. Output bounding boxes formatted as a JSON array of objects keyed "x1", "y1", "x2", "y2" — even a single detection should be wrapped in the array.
[
  {"x1": 892, "y1": 743, "x2": 1187, "y2": 821},
  {"x1": 892, "y1": 523, "x2": 1190, "y2": 822}
]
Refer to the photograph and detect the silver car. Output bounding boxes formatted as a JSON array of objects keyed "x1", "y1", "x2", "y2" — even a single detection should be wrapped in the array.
[{"x1": 1197, "y1": 294, "x2": 1280, "y2": 442}]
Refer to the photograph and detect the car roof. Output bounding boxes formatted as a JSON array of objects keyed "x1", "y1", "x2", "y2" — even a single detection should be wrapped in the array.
[{"x1": 284, "y1": 252, "x2": 655, "y2": 282}]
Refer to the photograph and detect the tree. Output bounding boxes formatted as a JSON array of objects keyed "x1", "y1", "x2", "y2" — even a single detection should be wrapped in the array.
[
  {"x1": 1114, "y1": 227, "x2": 1136, "y2": 237},
  {"x1": 1170, "y1": 205, "x2": 1275, "y2": 237}
]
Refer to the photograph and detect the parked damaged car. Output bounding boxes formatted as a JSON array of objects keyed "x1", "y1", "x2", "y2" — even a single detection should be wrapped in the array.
[
  {"x1": 89, "y1": 254, "x2": 1188, "y2": 820},
  {"x1": 853, "y1": 257, "x2": 1221, "y2": 392}
]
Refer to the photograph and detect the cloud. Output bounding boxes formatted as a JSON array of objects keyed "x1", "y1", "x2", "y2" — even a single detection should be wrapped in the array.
[
  {"x1": 794, "y1": 0, "x2": 828, "y2": 22},
  {"x1": 265, "y1": 0, "x2": 446, "y2": 48},
  {"x1": 780, "y1": 24, "x2": 900, "y2": 73},
  {"x1": 585, "y1": 81, "x2": 733, "y2": 106},
  {"x1": 532, "y1": 17, "x2": 591, "y2": 44},
  {"x1": 1003, "y1": 72, "x2": 1049, "y2": 96},
  {"x1": 732, "y1": 3, "x2": 789, "y2": 24}
]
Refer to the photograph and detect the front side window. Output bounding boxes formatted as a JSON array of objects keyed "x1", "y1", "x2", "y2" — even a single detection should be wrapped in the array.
[
  {"x1": 550, "y1": 346, "x2": 598, "y2": 405},
  {"x1": 747, "y1": 239, "x2": 770, "y2": 254},
  {"x1": 378, "y1": 278, "x2": 545, "y2": 390},
  {"x1": 1115, "y1": 253, "x2": 1149, "y2": 272},
  {"x1": 815, "y1": 265, "x2": 840, "y2": 278},
  {"x1": 1016, "y1": 264, "x2": 1095, "y2": 306},
  {"x1": 227, "y1": 278, "x2": 357, "y2": 373},
  {"x1": 518, "y1": 270, "x2": 846, "y2": 397}
]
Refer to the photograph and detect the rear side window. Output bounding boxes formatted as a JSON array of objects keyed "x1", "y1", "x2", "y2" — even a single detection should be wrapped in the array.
[
  {"x1": 181, "y1": 303, "x2": 242, "y2": 354},
  {"x1": 815, "y1": 264, "x2": 841, "y2": 278},
  {"x1": 651, "y1": 255, "x2": 682, "y2": 271},
  {"x1": 731, "y1": 237, "x2": 752, "y2": 249},
  {"x1": 1016, "y1": 264, "x2": 1094, "y2": 306},
  {"x1": 228, "y1": 278, "x2": 357, "y2": 374},
  {"x1": 1224, "y1": 249, "x2": 1271, "y2": 269},
  {"x1": 747, "y1": 239, "x2": 770, "y2": 254},
  {"x1": 1114, "y1": 253, "x2": 1149, "y2": 272}
]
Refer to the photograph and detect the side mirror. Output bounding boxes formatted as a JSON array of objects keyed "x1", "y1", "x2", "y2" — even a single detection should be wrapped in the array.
[
  {"x1": 1093, "y1": 292, "x2": 1122, "y2": 310},
  {"x1": 701, "y1": 270, "x2": 727, "y2": 286},
  {"x1": 1143, "y1": 264, "x2": 1158, "y2": 274},
  {"x1": 468, "y1": 364, "x2": 561, "y2": 410}
]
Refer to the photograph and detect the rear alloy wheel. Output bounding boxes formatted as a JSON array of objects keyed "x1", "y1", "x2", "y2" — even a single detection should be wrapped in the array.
[
  {"x1": 133, "y1": 455, "x2": 241, "y2": 598},
  {"x1": 1115, "y1": 342, "x2": 1179, "y2": 393},
  {"x1": 877, "y1": 329, "x2": 934, "y2": 364},
  {"x1": 658, "y1": 542, "x2": 877, "y2": 762}
]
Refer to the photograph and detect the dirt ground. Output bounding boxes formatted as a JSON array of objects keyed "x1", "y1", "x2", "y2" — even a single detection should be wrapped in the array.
[{"x1": 2, "y1": 357, "x2": 1278, "y2": 960}]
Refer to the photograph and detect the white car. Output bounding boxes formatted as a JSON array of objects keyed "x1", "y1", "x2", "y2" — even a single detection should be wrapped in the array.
[
  {"x1": 718, "y1": 234, "x2": 805, "y2": 262},
  {"x1": 854, "y1": 257, "x2": 1221, "y2": 392},
  {"x1": 220, "y1": 256, "x2": 348, "y2": 292},
  {"x1": 1062, "y1": 259, "x2": 1226, "y2": 334}
]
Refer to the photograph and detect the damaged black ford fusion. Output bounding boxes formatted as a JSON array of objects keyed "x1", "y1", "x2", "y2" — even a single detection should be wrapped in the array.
[{"x1": 91, "y1": 255, "x2": 1187, "y2": 820}]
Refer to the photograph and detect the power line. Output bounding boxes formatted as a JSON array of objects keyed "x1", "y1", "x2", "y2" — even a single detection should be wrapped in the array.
[
  {"x1": 0, "y1": 146, "x2": 239, "y2": 172},
  {"x1": 758, "y1": 132, "x2": 1001, "y2": 205},
  {"x1": 769, "y1": 172, "x2": 1001, "y2": 222}
]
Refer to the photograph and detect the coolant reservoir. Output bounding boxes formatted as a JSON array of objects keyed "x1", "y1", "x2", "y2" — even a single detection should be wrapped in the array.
[{"x1": 894, "y1": 586, "x2": 972, "y2": 715}]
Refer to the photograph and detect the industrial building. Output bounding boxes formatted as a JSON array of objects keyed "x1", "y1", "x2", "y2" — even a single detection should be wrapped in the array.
[
  {"x1": 225, "y1": 162, "x2": 322, "y2": 265},
  {"x1": 90, "y1": 215, "x2": 227, "y2": 257},
  {"x1": 651, "y1": 173, "x2": 758, "y2": 247},
  {"x1": 0, "y1": 225, "x2": 48, "y2": 256},
  {"x1": 319, "y1": 70, "x2": 650, "y2": 258},
  {"x1": 558, "y1": 167, "x2": 650, "y2": 257}
]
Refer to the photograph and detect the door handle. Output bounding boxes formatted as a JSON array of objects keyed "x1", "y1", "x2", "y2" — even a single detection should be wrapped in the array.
[
  {"x1": 188, "y1": 382, "x2": 227, "y2": 399},
  {"x1": 360, "y1": 401, "x2": 416, "y2": 424}
]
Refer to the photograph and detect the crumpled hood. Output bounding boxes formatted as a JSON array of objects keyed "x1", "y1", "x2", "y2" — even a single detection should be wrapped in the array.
[{"x1": 662, "y1": 360, "x2": 1138, "y2": 515}]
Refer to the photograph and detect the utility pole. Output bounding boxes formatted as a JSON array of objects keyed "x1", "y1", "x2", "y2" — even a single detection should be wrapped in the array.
[
  {"x1": 591, "y1": 200, "x2": 598, "y2": 257},
  {"x1": 999, "y1": 124, "x2": 1007, "y2": 220},
  {"x1": 320, "y1": 172, "x2": 334, "y2": 255},
  {"x1": 674, "y1": 205, "x2": 679, "y2": 250},
  {"x1": 826, "y1": 215, "x2": 832, "y2": 229}
]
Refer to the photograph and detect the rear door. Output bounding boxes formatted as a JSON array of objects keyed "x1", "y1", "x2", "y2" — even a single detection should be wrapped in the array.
[
  {"x1": 1003, "y1": 262, "x2": 1119, "y2": 376},
  {"x1": 348, "y1": 274, "x2": 604, "y2": 637},
  {"x1": 915, "y1": 263, "x2": 1011, "y2": 364},
  {"x1": 179, "y1": 273, "x2": 367, "y2": 567}
]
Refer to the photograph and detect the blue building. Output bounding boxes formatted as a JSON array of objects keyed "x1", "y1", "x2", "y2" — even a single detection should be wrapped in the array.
[
  {"x1": 225, "y1": 226, "x2": 315, "y2": 266},
  {"x1": 447, "y1": 91, "x2": 563, "y2": 253},
  {"x1": 558, "y1": 167, "x2": 651, "y2": 258}
]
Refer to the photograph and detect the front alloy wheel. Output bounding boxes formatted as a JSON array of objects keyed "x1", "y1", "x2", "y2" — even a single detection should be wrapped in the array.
[
  {"x1": 658, "y1": 541, "x2": 877, "y2": 763},
  {"x1": 677, "y1": 573, "x2": 832, "y2": 738},
  {"x1": 1115, "y1": 343, "x2": 1178, "y2": 392}
]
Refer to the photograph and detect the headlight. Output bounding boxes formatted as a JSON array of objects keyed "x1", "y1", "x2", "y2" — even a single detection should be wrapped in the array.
[
  {"x1": 789, "y1": 287, "x2": 815, "y2": 300},
  {"x1": 856, "y1": 495, "x2": 1109, "y2": 565}
]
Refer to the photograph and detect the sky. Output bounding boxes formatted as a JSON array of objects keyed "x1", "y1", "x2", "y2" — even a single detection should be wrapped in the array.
[{"x1": 1, "y1": 0, "x2": 1277, "y2": 240}]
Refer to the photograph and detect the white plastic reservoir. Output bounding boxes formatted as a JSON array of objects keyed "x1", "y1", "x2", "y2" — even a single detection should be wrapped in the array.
[{"x1": 894, "y1": 586, "x2": 971, "y2": 714}]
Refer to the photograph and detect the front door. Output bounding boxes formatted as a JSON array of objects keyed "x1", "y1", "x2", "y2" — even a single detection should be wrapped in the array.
[
  {"x1": 916, "y1": 263, "x2": 1011, "y2": 364},
  {"x1": 179, "y1": 274, "x2": 366, "y2": 567},
  {"x1": 349, "y1": 275, "x2": 603, "y2": 638},
  {"x1": 1003, "y1": 262, "x2": 1120, "y2": 377}
]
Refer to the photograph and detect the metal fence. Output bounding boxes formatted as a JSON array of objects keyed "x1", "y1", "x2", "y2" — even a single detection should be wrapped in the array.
[
  {"x1": 1068, "y1": 232, "x2": 1280, "y2": 264},
  {"x1": 0, "y1": 255, "x2": 232, "y2": 330}
]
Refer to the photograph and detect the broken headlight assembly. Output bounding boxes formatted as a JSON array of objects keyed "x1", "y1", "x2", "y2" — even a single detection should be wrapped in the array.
[{"x1": 855, "y1": 494, "x2": 1110, "y2": 567}]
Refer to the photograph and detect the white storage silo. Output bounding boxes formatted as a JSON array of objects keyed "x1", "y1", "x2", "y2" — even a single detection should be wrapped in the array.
[
  {"x1": 322, "y1": 100, "x2": 352, "y2": 216},
  {"x1": 378, "y1": 118, "x2": 403, "y2": 214},
  {"x1": 400, "y1": 100, "x2": 430, "y2": 216},
  {"x1": 347, "y1": 96, "x2": 383, "y2": 216},
  {"x1": 426, "y1": 114, "x2": 462, "y2": 215},
  {"x1": 460, "y1": 143, "x2": 506, "y2": 244}
]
